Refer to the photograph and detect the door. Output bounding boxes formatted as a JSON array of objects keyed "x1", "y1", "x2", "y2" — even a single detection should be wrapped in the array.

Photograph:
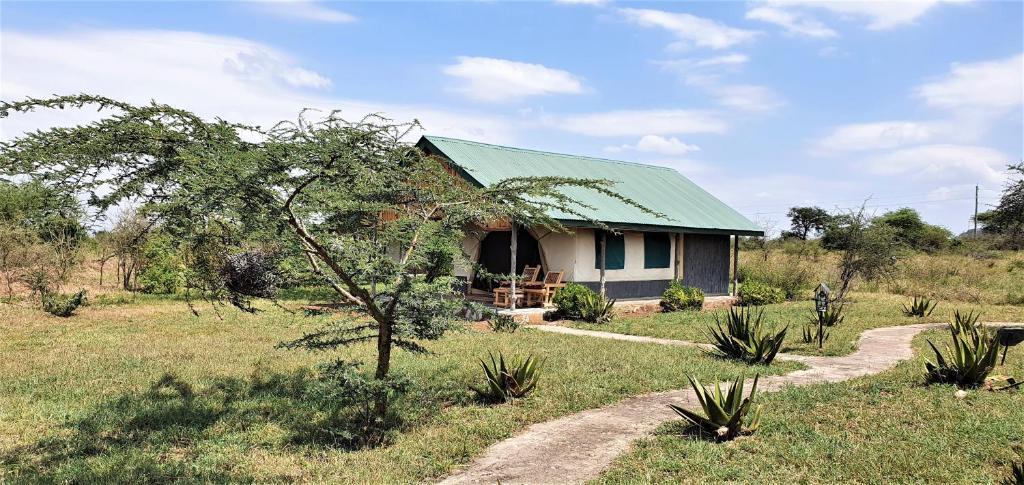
[{"x1": 683, "y1": 233, "x2": 730, "y2": 295}]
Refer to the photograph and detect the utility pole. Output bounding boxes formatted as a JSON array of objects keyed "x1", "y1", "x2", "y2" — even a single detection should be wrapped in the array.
[{"x1": 974, "y1": 184, "x2": 979, "y2": 237}]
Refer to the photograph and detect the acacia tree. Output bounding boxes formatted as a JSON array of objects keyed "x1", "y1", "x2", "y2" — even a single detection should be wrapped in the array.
[
  {"x1": 783, "y1": 206, "x2": 831, "y2": 240},
  {"x1": 977, "y1": 162, "x2": 1024, "y2": 249},
  {"x1": 1, "y1": 94, "x2": 653, "y2": 417}
]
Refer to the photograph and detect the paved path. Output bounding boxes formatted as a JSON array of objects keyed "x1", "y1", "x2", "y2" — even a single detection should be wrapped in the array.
[{"x1": 439, "y1": 322, "x2": 950, "y2": 485}]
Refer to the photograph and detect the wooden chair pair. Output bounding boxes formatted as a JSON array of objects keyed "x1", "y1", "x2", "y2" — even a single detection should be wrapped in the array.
[{"x1": 492, "y1": 266, "x2": 565, "y2": 308}]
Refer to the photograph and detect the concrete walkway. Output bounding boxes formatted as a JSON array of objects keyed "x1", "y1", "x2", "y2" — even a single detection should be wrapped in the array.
[{"x1": 439, "y1": 322, "x2": 951, "y2": 485}]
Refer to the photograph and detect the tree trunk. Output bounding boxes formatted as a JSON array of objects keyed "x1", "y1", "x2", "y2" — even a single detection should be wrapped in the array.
[{"x1": 373, "y1": 319, "x2": 393, "y2": 417}]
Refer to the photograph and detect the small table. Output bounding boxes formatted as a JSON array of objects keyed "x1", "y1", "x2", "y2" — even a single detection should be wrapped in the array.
[{"x1": 493, "y1": 287, "x2": 524, "y2": 308}]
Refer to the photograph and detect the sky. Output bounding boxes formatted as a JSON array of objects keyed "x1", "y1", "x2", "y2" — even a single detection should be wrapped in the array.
[{"x1": 1, "y1": 0, "x2": 1022, "y2": 234}]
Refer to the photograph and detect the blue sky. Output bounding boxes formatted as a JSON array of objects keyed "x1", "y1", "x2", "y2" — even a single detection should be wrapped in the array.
[{"x1": 2, "y1": 0, "x2": 1022, "y2": 233}]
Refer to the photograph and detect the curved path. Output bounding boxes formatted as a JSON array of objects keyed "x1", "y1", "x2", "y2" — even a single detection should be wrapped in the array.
[{"x1": 439, "y1": 322, "x2": 973, "y2": 485}]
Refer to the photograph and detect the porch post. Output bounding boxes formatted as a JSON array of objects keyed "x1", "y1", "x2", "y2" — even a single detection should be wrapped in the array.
[
  {"x1": 510, "y1": 222, "x2": 518, "y2": 310},
  {"x1": 674, "y1": 232, "x2": 682, "y2": 281},
  {"x1": 731, "y1": 235, "x2": 739, "y2": 297},
  {"x1": 599, "y1": 230, "x2": 607, "y2": 297}
]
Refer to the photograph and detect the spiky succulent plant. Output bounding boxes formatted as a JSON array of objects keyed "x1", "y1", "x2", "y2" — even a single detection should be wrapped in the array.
[{"x1": 670, "y1": 374, "x2": 762, "y2": 441}]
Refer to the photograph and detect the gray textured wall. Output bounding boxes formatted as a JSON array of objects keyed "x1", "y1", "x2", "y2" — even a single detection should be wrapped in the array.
[{"x1": 682, "y1": 233, "x2": 730, "y2": 296}]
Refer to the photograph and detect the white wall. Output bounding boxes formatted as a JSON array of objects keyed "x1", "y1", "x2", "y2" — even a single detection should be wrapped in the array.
[{"x1": 572, "y1": 228, "x2": 676, "y2": 282}]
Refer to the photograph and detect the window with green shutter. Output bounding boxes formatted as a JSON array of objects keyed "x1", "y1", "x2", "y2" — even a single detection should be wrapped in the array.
[
  {"x1": 594, "y1": 231, "x2": 625, "y2": 270},
  {"x1": 644, "y1": 232, "x2": 671, "y2": 269}
]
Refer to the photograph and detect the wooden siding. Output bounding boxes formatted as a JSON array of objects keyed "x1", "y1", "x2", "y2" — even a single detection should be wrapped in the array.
[{"x1": 682, "y1": 233, "x2": 730, "y2": 296}]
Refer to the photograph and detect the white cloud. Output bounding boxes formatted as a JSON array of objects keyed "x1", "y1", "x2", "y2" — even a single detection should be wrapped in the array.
[
  {"x1": 442, "y1": 56, "x2": 585, "y2": 103},
  {"x1": 915, "y1": 54, "x2": 1024, "y2": 115},
  {"x1": 554, "y1": 0, "x2": 607, "y2": 5},
  {"x1": 0, "y1": 29, "x2": 517, "y2": 143},
  {"x1": 864, "y1": 144, "x2": 1009, "y2": 185},
  {"x1": 706, "y1": 84, "x2": 784, "y2": 112},
  {"x1": 551, "y1": 109, "x2": 727, "y2": 137},
  {"x1": 254, "y1": 0, "x2": 356, "y2": 23},
  {"x1": 766, "y1": 0, "x2": 970, "y2": 31},
  {"x1": 618, "y1": 8, "x2": 760, "y2": 50},
  {"x1": 815, "y1": 121, "x2": 944, "y2": 153},
  {"x1": 745, "y1": 5, "x2": 838, "y2": 38},
  {"x1": 605, "y1": 135, "x2": 701, "y2": 155},
  {"x1": 655, "y1": 57, "x2": 784, "y2": 112}
]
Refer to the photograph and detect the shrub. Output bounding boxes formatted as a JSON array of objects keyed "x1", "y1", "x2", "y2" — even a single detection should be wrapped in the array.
[
  {"x1": 488, "y1": 314, "x2": 520, "y2": 333},
  {"x1": 707, "y1": 307, "x2": 787, "y2": 365},
  {"x1": 221, "y1": 250, "x2": 281, "y2": 309},
  {"x1": 41, "y1": 289, "x2": 87, "y2": 317},
  {"x1": 552, "y1": 282, "x2": 594, "y2": 320},
  {"x1": 902, "y1": 296, "x2": 937, "y2": 317},
  {"x1": 660, "y1": 281, "x2": 704, "y2": 312},
  {"x1": 925, "y1": 311, "x2": 999, "y2": 388},
  {"x1": 738, "y1": 281, "x2": 785, "y2": 306},
  {"x1": 137, "y1": 234, "x2": 183, "y2": 294},
  {"x1": 578, "y1": 292, "x2": 616, "y2": 323},
  {"x1": 470, "y1": 352, "x2": 543, "y2": 403},
  {"x1": 669, "y1": 374, "x2": 762, "y2": 441},
  {"x1": 1005, "y1": 462, "x2": 1023, "y2": 485}
]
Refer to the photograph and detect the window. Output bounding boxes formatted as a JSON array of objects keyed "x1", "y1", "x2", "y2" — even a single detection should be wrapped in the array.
[
  {"x1": 644, "y1": 232, "x2": 671, "y2": 269},
  {"x1": 594, "y1": 231, "x2": 625, "y2": 270}
]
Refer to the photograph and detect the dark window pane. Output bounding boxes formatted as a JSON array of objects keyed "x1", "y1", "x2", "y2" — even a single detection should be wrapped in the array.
[
  {"x1": 644, "y1": 232, "x2": 671, "y2": 269},
  {"x1": 595, "y1": 231, "x2": 625, "y2": 270}
]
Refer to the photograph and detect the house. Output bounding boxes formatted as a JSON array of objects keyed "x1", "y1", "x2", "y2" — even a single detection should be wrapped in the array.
[{"x1": 416, "y1": 135, "x2": 763, "y2": 301}]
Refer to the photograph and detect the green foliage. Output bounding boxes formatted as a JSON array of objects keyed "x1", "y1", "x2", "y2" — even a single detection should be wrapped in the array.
[
  {"x1": 783, "y1": 206, "x2": 831, "y2": 240},
  {"x1": 976, "y1": 163, "x2": 1024, "y2": 249},
  {"x1": 902, "y1": 296, "x2": 937, "y2": 317},
  {"x1": 738, "y1": 280, "x2": 785, "y2": 306},
  {"x1": 137, "y1": 233, "x2": 183, "y2": 294},
  {"x1": 925, "y1": 311, "x2": 999, "y2": 388},
  {"x1": 875, "y1": 208, "x2": 951, "y2": 253},
  {"x1": 579, "y1": 292, "x2": 616, "y2": 324},
  {"x1": 660, "y1": 280, "x2": 704, "y2": 312},
  {"x1": 669, "y1": 374, "x2": 762, "y2": 441},
  {"x1": 303, "y1": 360, "x2": 408, "y2": 448},
  {"x1": 814, "y1": 304, "x2": 846, "y2": 327},
  {"x1": 470, "y1": 352, "x2": 543, "y2": 403},
  {"x1": 553, "y1": 282, "x2": 598, "y2": 320},
  {"x1": 707, "y1": 307, "x2": 787, "y2": 365},
  {"x1": 41, "y1": 289, "x2": 87, "y2": 317},
  {"x1": 802, "y1": 324, "x2": 829, "y2": 344},
  {"x1": 487, "y1": 314, "x2": 520, "y2": 333},
  {"x1": 823, "y1": 207, "x2": 903, "y2": 301}
]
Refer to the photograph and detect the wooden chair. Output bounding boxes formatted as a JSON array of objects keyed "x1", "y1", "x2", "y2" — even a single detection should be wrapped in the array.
[
  {"x1": 524, "y1": 270, "x2": 566, "y2": 307},
  {"x1": 493, "y1": 265, "x2": 540, "y2": 308}
]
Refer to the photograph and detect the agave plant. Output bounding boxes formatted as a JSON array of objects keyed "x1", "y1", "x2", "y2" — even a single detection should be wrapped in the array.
[
  {"x1": 903, "y1": 296, "x2": 937, "y2": 317},
  {"x1": 669, "y1": 374, "x2": 762, "y2": 441},
  {"x1": 707, "y1": 307, "x2": 787, "y2": 365},
  {"x1": 579, "y1": 293, "x2": 616, "y2": 324},
  {"x1": 925, "y1": 311, "x2": 999, "y2": 388},
  {"x1": 470, "y1": 352, "x2": 543, "y2": 403},
  {"x1": 801, "y1": 323, "x2": 829, "y2": 344},
  {"x1": 1003, "y1": 462, "x2": 1024, "y2": 485}
]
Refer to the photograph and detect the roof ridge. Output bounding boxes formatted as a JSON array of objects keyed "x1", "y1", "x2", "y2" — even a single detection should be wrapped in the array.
[{"x1": 424, "y1": 135, "x2": 676, "y2": 172}]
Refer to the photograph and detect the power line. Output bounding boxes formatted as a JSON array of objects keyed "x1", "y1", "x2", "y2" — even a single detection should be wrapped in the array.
[
  {"x1": 742, "y1": 195, "x2": 1000, "y2": 218},
  {"x1": 729, "y1": 186, "x2": 1001, "y2": 211}
]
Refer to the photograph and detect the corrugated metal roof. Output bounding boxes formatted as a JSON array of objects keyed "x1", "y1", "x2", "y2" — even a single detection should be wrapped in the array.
[{"x1": 419, "y1": 135, "x2": 763, "y2": 235}]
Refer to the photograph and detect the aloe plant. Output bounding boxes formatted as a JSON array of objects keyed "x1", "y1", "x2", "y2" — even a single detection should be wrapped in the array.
[
  {"x1": 902, "y1": 296, "x2": 937, "y2": 317},
  {"x1": 807, "y1": 304, "x2": 843, "y2": 348},
  {"x1": 579, "y1": 293, "x2": 616, "y2": 324},
  {"x1": 707, "y1": 307, "x2": 787, "y2": 365},
  {"x1": 470, "y1": 352, "x2": 543, "y2": 403},
  {"x1": 925, "y1": 311, "x2": 998, "y2": 388},
  {"x1": 802, "y1": 323, "x2": 828, "y2": 344},
  {"x1": 669, "y1": 374, "x2": 762, "y2": 441}
]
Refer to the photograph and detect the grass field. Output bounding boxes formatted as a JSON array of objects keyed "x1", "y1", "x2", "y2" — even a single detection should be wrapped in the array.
[
  {"x1": 595, "y1": 328, "x2": 1024, "y2": 483},
  {"x1": 0, "y1": 297, "x2": 801, "y2": 483},
  {"x1": 574, "y1": 291, "x2": 1024, "y2": 356}
]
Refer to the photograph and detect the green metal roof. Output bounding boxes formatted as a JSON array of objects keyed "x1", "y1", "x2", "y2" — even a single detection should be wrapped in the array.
[{"x1": 418, "y1": 135, "x2": 763, "y2": 236}]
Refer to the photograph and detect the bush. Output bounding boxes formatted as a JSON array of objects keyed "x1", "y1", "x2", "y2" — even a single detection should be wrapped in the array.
[
  {"x1": 660, "y1": 281, "x2": 704, "y2": 312},
  {"x1": 488, "y1": 314, "x2": 520, "y2": 333},
  {"x1": 738, "y1": 281, "x2": 785, "y2": 306},
  {"x1": 137, "y1": 234, "x2": 183, "y2": 294},
  {"x1": 552, "y1": 283, "x2": 596, "y2": 320},
  {"x1": 42, "y1": 289, "x2": 87, "y2": 317},
  {"x1": 221, "y1": 250, "x2": 281, "y2": 309},
  {"x1": 579, "y1": 292, "x2": 616, "y2": 324}
]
